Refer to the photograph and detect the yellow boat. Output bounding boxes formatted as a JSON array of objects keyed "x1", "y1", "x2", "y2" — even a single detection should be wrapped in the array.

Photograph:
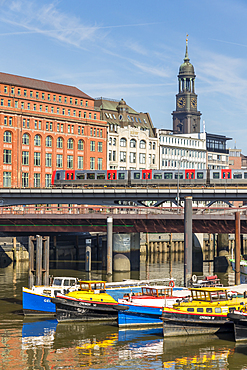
[
  {"x1": 51, "y1": 280, "x2": 128, "y2": 322},
  {"x1": 161, "y1": 287, "x2": 247, "y2": 337}
]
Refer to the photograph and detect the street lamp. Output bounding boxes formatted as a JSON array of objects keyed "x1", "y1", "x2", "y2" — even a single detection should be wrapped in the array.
[{"x1": 177, "y1": 157, "x2": 185, "y2": 213}]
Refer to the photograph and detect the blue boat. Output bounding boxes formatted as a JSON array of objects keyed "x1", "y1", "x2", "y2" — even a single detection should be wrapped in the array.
[{"x1": 118, "y1": 285, "x2": 190, "y2": 328}]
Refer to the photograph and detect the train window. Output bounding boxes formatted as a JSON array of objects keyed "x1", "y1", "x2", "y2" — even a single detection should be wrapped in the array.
[
  {"x1": 244, "y1": 173, "x2": 247, "y2": 179},
  {"x1": 108, "y1": 173, "x2": 116, "y2": 180},
  {"x1": 164, "y1": 173, "x2": 173, "y2": 179},
  {"x1": 154, "y1": 174, "x2": 162, "y2": 179},
  {"x1": 134, "y1": 173, "x2": 141, "y2": 179},
  {"x1": 118, "y1": 173, "x2": 125, "y2": 180},
  {"x1": 97, "y1": 174, "x2": 105, "y2": 180},
  {"x1": 76, "y1": 174, "x2": 85, "y2": 179},
  {"x1": 213, "y1": 172, "x2": 220, "y2": 179},
  {"x1": 71, "y1": 173, "x2": 74, "y2": 180},
  {"x1": 56, "y1": 173, "x2": 61, "y2": 180},
  {"x1": 143, "y1": 173, "x2": 151, "y2": 179},
  {"x1": 66, "y1": 173, "x2": 70, "y2": 180},
  {"x1": 174, "y1": 174, "x2": 183, "y2": 179},
  {"x1": 87, "y1": 173, "x2": 95, "y2": 179},
  {"x1": 197, "y1": 172, "x2": 204, "y2": 179},
  {"x1": 233, "y1": 173, "x2": 242, "y2": 179}
]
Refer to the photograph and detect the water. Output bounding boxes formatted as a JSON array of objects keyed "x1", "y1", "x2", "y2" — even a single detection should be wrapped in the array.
[{"x1": 1, "y1": 260, "x2": 247, "y2": 369}]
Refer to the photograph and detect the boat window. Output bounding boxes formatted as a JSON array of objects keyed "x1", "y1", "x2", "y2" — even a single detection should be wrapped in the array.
[
  {"x1": 215, "y1": 307, "x2": 221, "y2": 313},
  {"x1": 53, "y1": 278, "x2": 63, "y2": 286},
  {"x1": 206, "y1": 308, "x2": 212, "y2": 313},
  {"x1": 70, "y1": 280, "x2": 76, "y2": 286},
  {"x1": 187, "y1": 308, "x2": 194, "y2": 312},
  {"x1": 64, "y1": 279, "x2": 69, "y2": 286},
  {"x1": 134, "y1": 172, "x2": 141, "y2": 179},
  {"x1": 240, "y1": 302, "x2": 245, "y2": 305},
  {"x1": 154, "y1": 174, "x2": 162, "y2": 179},
  {"x1": 244, "y1": 173, "x2": 247, "y2": 179},
  {"x1": 213, "y1": 172, "x2": 220, "y2": 179},
  {"x1": 230, "y1": 307, "x2": 236, "y2": 312},
  {"x1": 80, "y1": 283, "x2": 90, "y2": 290},
  {"x1": 197, "y1": 308, "x2": 203, "y2": 312},
  {"x1": 197, "y1": 172, "x2": 204, "y2": 179},
  {"x1": 97, "y1": 173, "x2": 105, "y2": 180},
  {"x1": 164, "y1": 172, "x2": 173, "y2": 179},
  {"x1": 118, "y1": 173, "x2": 125, "y2": 180}
]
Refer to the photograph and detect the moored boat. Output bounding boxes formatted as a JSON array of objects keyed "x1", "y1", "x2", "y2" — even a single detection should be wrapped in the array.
[
  {"x1": 227, "y1": 309, "x2": 247, "y2": 341},
  {"x1": 22, "y1": 277, "x2": 79, "y2": 316},
  {"x1": 118, "y1": 285, "x2": 190, "y2": 328},
  {"x1": 52, "y1": 280, "x2": 128, "y2": 322},
  {"x1": 161, "y1": 287, "x2": 247, "y2": 337}
]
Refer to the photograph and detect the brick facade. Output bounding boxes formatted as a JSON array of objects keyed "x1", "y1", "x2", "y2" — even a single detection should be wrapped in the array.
[{"x1": 0, "y1": 72, "x2": 107, "y2": 188}]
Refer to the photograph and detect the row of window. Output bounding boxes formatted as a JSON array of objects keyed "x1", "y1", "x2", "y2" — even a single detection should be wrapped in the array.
[
  {"x1": 3, "y1": 150, "x2": 102, "y2": 170},
  {"x1": 3, "y1": 86, "x2": 90, "y2": 107},
  {"x1": 161, "y1": 160, "x2": 206, "y2": 170},
  {"x1": 118, "y1": 138, "x2": 155, "y2": 149},
  {"x1": 3, "y1": 132, "x2": 103, "y2": 151},
  {"x1": 106, "y1": 113, "x2": 147, "y2": 124},
  {"x1": 0, "y1": 98, "x2": 97, "y2": 119},
  {"x1": 109, "y1": 151, "x2": 155, "y2": 164},
  {"x1": 2, "y1": 116, "x2": 104, "y2": 137},
  {"x1": 160, "y1": 135, "x2": 203, "y2": 147},
  {"x1": 186, "y1": 306, "x2": 241, "y2": 313},
  {"x1": 3, "y1": 172, "x2": 52, "y2": 188},
  {"x1": 161, "y1": 147, "x2": 206, "y2": 158}
]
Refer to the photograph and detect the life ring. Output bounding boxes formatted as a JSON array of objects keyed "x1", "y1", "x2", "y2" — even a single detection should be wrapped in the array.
[
  {"x1": 169, "y1": 280, "x2": 175, "y2": 288},
  {"x1": 192, "y1": 275, "x2": 197, "y2": 283}
]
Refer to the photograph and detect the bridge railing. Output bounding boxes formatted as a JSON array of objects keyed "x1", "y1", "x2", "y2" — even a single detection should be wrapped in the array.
[{"x1": 0, "y1": 205, "x2": 246, "y2": 216}]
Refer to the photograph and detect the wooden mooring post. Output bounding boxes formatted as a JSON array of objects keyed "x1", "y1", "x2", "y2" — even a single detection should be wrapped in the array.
[{"x1": 28, "y1": 235, "x2": 50, "y2": 289}]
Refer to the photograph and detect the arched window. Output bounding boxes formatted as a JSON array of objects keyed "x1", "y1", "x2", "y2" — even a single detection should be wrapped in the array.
[
  {"x1": 45, "y1": 136, "x2": 52, "y2": 147},
  {"x1": 130, "y1": 139, "x2": 136, "y2": 148},
  {"x1": 57, "y1": 137, "x2": 63, "y2": 148},
  {"x1": 78, "y1": 139, "x2": 84, "y2": 150},
  {"x1": 34, "y1": 134, "x2": 41, "y2": 146},
  {"x1": 67, "y1": 138, "x2": 74, "y2": 149},
  {"x1": 22, "y1": 133, "x2": 29, "y2": 145},
  {"x1": 140, "y1": 140, "x2": 146, "y2": 149},
  {"x1": 120, "y1": 138, "x2": 127, "y2": 147},
  {"x1": 3, "y1": 131, "x2": 12, "y2": 143}
]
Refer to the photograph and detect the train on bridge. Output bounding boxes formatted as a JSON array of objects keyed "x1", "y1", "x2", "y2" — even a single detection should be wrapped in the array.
[{"x1": 51, "y1": 169, "x2": 247, "y2": 188}]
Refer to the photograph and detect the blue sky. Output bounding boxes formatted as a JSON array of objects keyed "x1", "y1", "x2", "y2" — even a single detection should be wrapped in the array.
[{"x1": 0, "y1": 0, "x2": 247, "y2": 151}]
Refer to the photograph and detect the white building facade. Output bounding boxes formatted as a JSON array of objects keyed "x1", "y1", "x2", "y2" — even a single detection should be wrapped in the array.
[{"x1": 158, "y1": 130, "x2": 207, "y2": 170}]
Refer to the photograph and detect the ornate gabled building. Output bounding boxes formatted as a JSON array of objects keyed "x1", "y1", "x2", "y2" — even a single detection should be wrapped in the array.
[
  {"x1": 94, "y1": 97, "x2": 159, "y2": 170},
  {"x1": 172, "y1": 37, "x2": 201, "y2": 134}
]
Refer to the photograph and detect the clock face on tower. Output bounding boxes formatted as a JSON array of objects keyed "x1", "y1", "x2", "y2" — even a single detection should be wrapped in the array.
[
  {"x1": 177, "y1": 97, "x2": 186, "y2": 108},
  {"x1": 191, "y1": 97, "x2": 197, "y2": 108}
]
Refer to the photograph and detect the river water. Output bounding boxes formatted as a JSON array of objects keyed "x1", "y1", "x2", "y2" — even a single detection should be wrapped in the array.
[{"x1": 1, "y1": 259, "x2": 247, "y2": 369}]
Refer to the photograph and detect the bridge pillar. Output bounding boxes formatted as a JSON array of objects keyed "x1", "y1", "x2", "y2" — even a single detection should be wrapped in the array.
[
  {"x1": 184, "y1": 196, "x2": 192, "y2": 287},
  {"x1": 192, "y1": 233, "x2": 203, "y2": 274},
  {"x1": 235, "y1": 212, "x2": 241, "y2": 285},
  {"x1": 107, "y1": 217, "x2": 113, "y2": 275},
  {"x1": 217, "y1": 234, "x2": 229, "y2": 255},
  {"x1": 113, "y1": 233, "x2": 140, "y2": 272}
]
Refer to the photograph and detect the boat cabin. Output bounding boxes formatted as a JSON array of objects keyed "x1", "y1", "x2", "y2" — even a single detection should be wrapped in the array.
[
  {"x1": 78, "y1": 280, "x2": 106, "y2": 292},
  {"x1": 141, "y1": 286, "x2": 173, "y2": 297},
  {"x1": 190, "y1": 287, "x2": 228, "y2": 302}
]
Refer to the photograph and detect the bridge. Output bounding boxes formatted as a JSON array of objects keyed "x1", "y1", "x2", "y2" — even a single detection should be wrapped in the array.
[
  {"x1": 0, "y1": 186, "x2": 247, "y2": 206},
  {"x1": 0, "y1": 205, "x2": 246, "y2": 234}
]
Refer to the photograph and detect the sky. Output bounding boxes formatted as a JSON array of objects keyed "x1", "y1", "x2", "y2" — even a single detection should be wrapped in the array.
[{"x1": 0, "y1": 0, "x2": 247, "y2": 152}]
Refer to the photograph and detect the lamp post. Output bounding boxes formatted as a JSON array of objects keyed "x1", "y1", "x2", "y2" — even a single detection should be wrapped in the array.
[{"x1": 177, "y1": 157, "x2": 185, "y2": 213}]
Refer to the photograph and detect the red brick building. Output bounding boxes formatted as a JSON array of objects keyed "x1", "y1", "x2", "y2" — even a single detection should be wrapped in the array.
[{"x1": 0, "y1": 72, "x2": 107, "y2": 187}]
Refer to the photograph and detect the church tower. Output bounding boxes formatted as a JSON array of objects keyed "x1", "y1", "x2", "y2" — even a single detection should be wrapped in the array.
[{"x1": 172, "y1": 37, "x2": 201, "y2": 134}]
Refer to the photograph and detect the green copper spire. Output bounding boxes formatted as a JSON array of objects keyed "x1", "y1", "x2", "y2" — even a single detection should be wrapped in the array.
[{"x1": 184, "y1": 34, "x2": 189, "y2": 62}]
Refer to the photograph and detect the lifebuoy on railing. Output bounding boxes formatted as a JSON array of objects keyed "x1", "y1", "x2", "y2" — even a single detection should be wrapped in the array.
[
  {"x1": 169, "y1": 280, "x2": 175, "y2": 288},
  {"x1": 192, "y1": 275, "x2": 197, "y2": 283}
]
